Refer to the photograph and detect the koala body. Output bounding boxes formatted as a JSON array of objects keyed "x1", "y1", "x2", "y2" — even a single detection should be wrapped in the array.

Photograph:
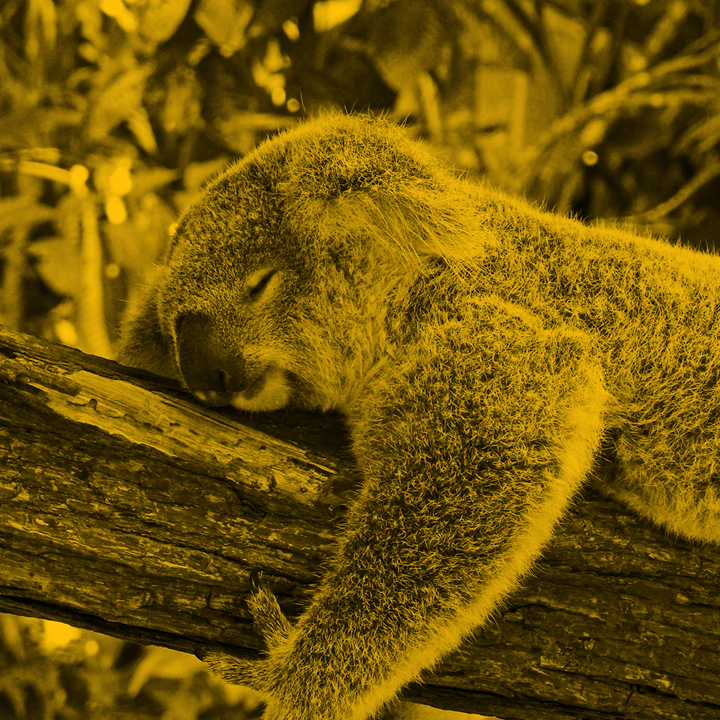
[{"x1": 119, "y1": 114, "x2": 720, "y2": 720}]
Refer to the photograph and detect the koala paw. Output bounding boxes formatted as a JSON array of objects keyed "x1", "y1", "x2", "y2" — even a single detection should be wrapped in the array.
[{"x1": 202, "y1": 571, "x2": 293, "y2": 690}]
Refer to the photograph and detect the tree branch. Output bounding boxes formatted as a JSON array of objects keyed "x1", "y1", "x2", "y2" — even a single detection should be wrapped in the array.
[{"x1": 1, "y1": 325, "x2": 718, "y2": 719}]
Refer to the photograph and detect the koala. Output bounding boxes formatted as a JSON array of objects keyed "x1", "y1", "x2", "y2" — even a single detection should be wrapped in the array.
[{"x1": 118, "y1": 113, "x2": 720, "y2": 720}]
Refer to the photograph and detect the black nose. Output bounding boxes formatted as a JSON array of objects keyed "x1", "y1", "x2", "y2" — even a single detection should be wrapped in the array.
[{"x1": 176, "y1": 314, "x2": 247, "y2": 406}]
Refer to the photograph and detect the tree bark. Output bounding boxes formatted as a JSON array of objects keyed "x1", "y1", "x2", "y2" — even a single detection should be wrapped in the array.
[{"x1": 0, "y1": 325, "x2": 718, "y2": 720}]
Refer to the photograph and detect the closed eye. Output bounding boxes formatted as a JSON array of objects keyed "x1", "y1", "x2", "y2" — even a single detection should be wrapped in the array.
[{"x1": 246, "y1": 268, "x2": 277, "y2": 300}]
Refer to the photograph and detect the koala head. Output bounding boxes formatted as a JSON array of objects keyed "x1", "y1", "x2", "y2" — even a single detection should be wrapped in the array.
[{"x1": 119, "y1": 114, "x2": 491, "y2": 412}]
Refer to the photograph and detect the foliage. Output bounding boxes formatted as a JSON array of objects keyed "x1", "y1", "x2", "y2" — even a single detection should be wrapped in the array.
[
  {"x1": 0, "y1": 613, "x2": 261, "y2": 720},
  {"x1": 0, "y1": 0, "x2": 719, "y2": 351},
  {"x1": 519, "y1": 10, "x2": 720, "y2": 248}
]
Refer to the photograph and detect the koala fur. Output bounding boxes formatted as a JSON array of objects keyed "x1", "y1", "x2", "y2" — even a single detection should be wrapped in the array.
[{"x1": 118, "y1": 113, "x2": 720, "y2": 720}]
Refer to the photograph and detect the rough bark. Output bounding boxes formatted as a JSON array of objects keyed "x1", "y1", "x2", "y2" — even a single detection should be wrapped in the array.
[{"x1": 0, "y1": 325, "x2": 718, "y2": 720}]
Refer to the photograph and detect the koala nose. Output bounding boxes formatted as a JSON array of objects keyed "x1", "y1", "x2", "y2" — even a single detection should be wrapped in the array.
[{"x1": 176, "y1": 314, "x2": 247, "y2": 407}]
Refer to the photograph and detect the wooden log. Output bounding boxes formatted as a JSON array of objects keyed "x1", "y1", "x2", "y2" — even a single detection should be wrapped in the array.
[{"x1": 0, "y1": 325, "x2": 718, "y2": 719}]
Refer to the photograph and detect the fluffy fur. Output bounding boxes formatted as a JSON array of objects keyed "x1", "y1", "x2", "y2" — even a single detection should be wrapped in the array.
[{"x1": 118, "y1": 113, "x2": 720, "y2": 720}]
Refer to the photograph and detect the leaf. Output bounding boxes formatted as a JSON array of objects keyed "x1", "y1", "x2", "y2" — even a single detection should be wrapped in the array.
[
  {"x1": 161, "y1": 67, "x2": 203, "y2": 135},
  {"x1": 130, "y1": 0, "x2": 194, "y2": 44},
  {"x1": 248, "y1": 0, "x2": 313, "y2": 37},
  {"x1": 183, "y1": 157, "x2": 230, "y2": 191},
  {"x1": 127, "y1": 647, "x2": 205, "y2": 697},
  {"x1": 104, "y1": 195, "x2": 176, "y2": 276},
  {"x1": 128, "y1": 166, "x2": 180, "y2": 199},
  {"x1": 127, "y1": 107, "x2": 158, "y2": 154},
  {"x1": 195, "y1": 0, "x2": 255, "y2": 56},
  {"x1": 86, "y1": 66, "x2": 153, "y2": 142},
  {"x1": 0, "y1": 196, "x2": 55, "y2": 235},
  {"x1": 25, "y1": 0, "x2": 57, "y2": 61},
  {"x1": 28, "y1": 235, "x2": 82, "y2": 298}
]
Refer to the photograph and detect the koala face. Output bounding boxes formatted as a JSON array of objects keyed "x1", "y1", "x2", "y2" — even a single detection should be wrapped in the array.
[
  {"x1": 121, "y1": 114, "x2": 474, "y2": 413},
  {"x1": 170, "y1": 268, "x2": 296, "y2": 412},
  {"x1": 150, "y1": 172, "x2": 313, "y2": 411},
  {"x1": 140, "y1": 131, "x2": 388, "y2": 412}
]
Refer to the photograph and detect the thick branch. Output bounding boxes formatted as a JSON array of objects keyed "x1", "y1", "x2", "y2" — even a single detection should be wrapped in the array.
[{"x1": 0, "y1": 325, "x2": 718, "y2": 720}]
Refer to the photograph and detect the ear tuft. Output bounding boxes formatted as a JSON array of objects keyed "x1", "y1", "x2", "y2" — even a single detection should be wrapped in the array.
[{"x1": 315, "y1": 182, "x2": 498, "y2": 270}]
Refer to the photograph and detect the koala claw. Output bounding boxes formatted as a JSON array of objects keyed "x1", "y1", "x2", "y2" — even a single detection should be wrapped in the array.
[
  {"x1": 246, "y1": 573, "x2": 294, "y2": 652},
  {"x1": 202, "y1": 572, "x2": 293, "y2": 692}
]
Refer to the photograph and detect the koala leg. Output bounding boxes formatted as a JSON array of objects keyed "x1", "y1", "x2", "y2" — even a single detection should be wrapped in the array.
[{"x1": 202, "y1": 297, "x2": 608, "y2": 720}]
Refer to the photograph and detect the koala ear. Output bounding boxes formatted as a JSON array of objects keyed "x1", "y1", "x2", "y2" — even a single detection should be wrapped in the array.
[
  {"x1": 117, "y1": 285, "x2": 179, "y2": 380},
  {"x1": 311, "y1": 182, "x2": 498, "y2": 270}
]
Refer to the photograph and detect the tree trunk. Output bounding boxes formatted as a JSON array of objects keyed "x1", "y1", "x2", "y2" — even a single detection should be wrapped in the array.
[{"x1": 0, "y1": 325, "x2": 718, "y2": 720}]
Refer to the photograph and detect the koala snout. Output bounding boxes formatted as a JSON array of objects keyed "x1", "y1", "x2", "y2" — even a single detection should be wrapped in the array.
[{"x1": 176, "y1": 313, "x2": 247, "y2": 407}]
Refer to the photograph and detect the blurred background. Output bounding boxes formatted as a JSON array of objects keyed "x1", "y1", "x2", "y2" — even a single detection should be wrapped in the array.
[{"x1": 1, "y1": 0, "x2": 719, "y2": 717}]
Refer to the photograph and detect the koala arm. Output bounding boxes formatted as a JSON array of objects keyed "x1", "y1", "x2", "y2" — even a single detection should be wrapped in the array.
[{"x1": 203, "y1": 296, "x2": 608, "y2": 720}]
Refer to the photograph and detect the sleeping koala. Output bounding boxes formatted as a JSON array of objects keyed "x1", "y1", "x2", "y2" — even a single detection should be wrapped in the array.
[{"x1": 118, "y1": 113, "x2": 720, "y2": 720}]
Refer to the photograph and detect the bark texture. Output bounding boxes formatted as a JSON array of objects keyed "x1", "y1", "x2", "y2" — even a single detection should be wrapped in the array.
[{"x1": 0, "y1": 325, "x2": 718, "y2": 719}]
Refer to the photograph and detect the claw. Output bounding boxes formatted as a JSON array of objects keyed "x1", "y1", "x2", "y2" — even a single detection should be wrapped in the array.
[
  {"x1": 250, "y1": 568, "x2": 263, "y2": 593},
  {"x1": 201, "y1": 571, "x2": 294, "y2": 689}
]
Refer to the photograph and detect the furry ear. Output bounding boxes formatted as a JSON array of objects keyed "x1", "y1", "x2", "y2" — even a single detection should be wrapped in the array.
[
  {"x1": 286, "y1": 180, "x2": 498, "y2": 272},
  {"x1": 272, "y1": 114, "x2": 498, "y2": 270},
  {"x1": 324, "y1": 184, "x2": 498, "y2": 266}
]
